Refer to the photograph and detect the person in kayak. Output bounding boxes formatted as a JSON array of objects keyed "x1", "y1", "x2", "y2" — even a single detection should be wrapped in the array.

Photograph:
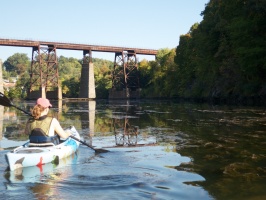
[{"x1": 25, "y1": 97, "x2": 71, "y2": 144}]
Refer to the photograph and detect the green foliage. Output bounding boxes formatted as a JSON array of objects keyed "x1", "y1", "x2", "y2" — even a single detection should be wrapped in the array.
[
  {"x1": 139, "y1": 48, "x2": 177, "y2": 98},
  {"x1": 58, "y1": 56, "x2": 82, "y2": 81},
  {"x1": 58, "y1": 56, "x2": 82, "y2": 97},
  {"x1": 58, "y1": 56, "x2": 113, "y2": 98},
  {"x1": 62, "y1": 77, "x2": 80, "y2": 98},
  {"x1": 138, "y1": 0, "x2": 265, "y2": 104},
  {"x1": 94, "y1": 59, "x2": 113, "y2": 98},
  {"x1": 2, "y1": 53, "x2": 30, "y2": 99},
  {"x1": 172, "y1": 0, "x2": 266, "y2": 103},
  {"x1": 139, "y1": 59, "x2": 152, "y2": 88},
  {"x1": 3, "y1": 53, "x2": 30, "y2": 76}
]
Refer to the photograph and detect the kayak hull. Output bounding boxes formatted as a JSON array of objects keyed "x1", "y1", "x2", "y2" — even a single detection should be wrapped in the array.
[{"x1": 5, "y1": 126, "x2": 80, "y2": 171}]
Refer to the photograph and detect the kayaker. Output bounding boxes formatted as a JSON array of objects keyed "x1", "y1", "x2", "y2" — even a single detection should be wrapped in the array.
[{"x1": 25, "y1": 97, "x2": 71, "y2": 144}]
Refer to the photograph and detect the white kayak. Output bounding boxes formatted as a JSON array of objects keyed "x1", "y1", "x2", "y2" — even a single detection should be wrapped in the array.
[
  {"x1": 5, "y1": 151, "x2": 80, "y2": 184},
  {"x1": 5, "y1": 126, "x2": 80, "y2": 171}
]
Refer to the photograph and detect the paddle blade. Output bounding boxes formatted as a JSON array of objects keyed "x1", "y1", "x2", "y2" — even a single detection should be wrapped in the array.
[
  {"x1": 0, "y1": 92, "x2": 13, "y2": 107},
  {"x1": 95, "y1": 148, "x2": 110, "y2": 154},
  {"x1": 0, "y1": 92, "x2": 32, "y2": 116}
]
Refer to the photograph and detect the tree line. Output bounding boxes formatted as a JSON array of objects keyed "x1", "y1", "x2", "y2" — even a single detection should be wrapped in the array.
[
  {"x1": 140, "y1": 0, "x2": 266, "y2": 105},
  {"x1": 2, "y1": 0, "x2": 265, "y2": 105}
]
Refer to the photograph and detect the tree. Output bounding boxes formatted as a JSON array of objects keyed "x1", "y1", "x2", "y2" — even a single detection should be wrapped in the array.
[
  {"x1": 3, "y1": 53, "x2": 30, "y2": 76},
  {"x1": 94, "y1": 59, "x2": 113, "y2": 98},
  {"x1": 58, "y1": 56, "x2": 113, "y2": 98},
  {"x1": 3, "y1": 53, "x2": 30, "y2": 99},
  {"x1": 139, "y1": 48, "x2": 177, "y2": 98},
  {"x1": 58, "y1": 56, "x2": 82, "y2": 97},
  {"x1": 173, "y1": 0, "x2": 266, "y2": 103}
]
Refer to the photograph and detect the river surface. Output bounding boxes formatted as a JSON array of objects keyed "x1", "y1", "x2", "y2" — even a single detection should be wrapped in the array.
[{"x1": 0, "y1": 100, "x2": 265, "y2": 200}]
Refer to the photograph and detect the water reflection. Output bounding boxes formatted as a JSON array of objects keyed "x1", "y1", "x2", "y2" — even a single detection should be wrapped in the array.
[
  {"x1": 111, "y1": 101, "x2": 140, "y2": 146},
  {"x1": 1, "y1": 100, "x2": 266, "y2": 199},
  {"x1": 113, "y1": 116, "x2": 139, "y2": 146},
  {"x1": 4, "y1": 152, "x2": 79, "y2": 199},
  {"x1": 5, "y1": 153, "x2": 78, "y2": 183},
  {"x1": 0, "y1": 105, "x2": 3, "y2": 150}
]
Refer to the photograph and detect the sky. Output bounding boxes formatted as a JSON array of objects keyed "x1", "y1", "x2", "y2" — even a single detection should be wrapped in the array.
[{"x1": 0, "y1": 0, "x2": 209, "y2": 62}]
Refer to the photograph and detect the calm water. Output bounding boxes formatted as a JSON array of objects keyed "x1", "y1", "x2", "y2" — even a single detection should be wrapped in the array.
[{"x1": 0, "y1": 100, "x2": 265, "y2": 200}]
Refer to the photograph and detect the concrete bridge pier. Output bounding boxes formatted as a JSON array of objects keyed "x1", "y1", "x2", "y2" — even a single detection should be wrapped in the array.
[{"x1": 79, "y1": 50, "x2": 96, "y2": 99}]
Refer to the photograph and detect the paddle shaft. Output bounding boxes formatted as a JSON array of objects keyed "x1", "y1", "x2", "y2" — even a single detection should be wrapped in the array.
[
  {"x1": 12, "y1": 104, "x2": 32, "y2": 116},
  {"x1": 70, "y1": 135, "x2": 109, "y2": 153},
  {"x1": 69, "y1": 135, "x2": 94, "y2": 148}
]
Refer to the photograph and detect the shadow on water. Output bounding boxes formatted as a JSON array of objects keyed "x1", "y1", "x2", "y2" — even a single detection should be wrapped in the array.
[{"x1": 1, "y1": 99, "x2": 266, "y2": 199}]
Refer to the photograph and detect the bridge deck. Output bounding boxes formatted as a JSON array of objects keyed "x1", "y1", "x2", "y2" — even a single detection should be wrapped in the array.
[{"x1": 0, "y1": 38, "x2": 158, "y2": 55}]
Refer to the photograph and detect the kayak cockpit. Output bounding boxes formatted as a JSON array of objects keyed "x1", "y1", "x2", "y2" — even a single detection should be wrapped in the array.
[{"x1": 14, "y1": 148, "x2": 50, "y2": 154}]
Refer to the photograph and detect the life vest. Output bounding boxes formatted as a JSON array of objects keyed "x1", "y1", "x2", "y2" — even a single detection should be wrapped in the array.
[{"x1": 28, "y1": 116, "x2": 60, "y2": 144}]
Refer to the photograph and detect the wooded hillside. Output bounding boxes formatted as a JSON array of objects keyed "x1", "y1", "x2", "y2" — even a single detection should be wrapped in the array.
[{"x1": 140, "y1": 0, "x2": 266, "y2": 104}]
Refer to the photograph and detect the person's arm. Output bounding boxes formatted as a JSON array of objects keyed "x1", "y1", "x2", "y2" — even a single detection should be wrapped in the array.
[{"x1": 52, "y1": 118, "x2": 71, "y2": 139}]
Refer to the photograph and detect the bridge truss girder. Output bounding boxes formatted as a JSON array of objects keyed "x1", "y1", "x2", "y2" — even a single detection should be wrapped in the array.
[
  {"x1": 111, "y1": 50, "x2": 139, "y2": 91},
  {"x1": 29, "y1": 45, "x2": 59, "y2": 94}
]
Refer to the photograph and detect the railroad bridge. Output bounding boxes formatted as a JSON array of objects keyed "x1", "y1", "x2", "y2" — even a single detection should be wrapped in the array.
[{"x1": 0, "y1": 38, "x2": 158, "y2": 99}]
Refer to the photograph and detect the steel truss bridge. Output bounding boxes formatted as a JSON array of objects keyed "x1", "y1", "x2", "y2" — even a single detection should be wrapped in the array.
[{"x1": 0, "y1": 38, "x2": 158, "y2": 99}]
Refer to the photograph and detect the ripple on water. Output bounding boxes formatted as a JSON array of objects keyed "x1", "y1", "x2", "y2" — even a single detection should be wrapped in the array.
[
  {"x1": 2, "y1": 145, "x2": 212, "y2": 200},
  {"x1": 48, "y1": 146, "x2": 210, "y2": 199}
]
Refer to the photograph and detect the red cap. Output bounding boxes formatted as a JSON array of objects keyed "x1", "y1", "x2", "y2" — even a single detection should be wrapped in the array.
[{"x1": 36, "y1": 98, "x2": 52, "y2": 108}]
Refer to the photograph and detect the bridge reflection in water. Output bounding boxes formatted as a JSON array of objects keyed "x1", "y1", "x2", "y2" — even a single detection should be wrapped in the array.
[{"x1": 56, "y1": 100, "x2": 155, "y2": 148}]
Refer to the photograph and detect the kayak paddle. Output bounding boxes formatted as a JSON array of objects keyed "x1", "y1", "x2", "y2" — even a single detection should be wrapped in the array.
[
  {"x1": 0, "y1": 92, "x2": 109, "y2": 153},
  {"x1": 70, "y1": 135, "x2": 109, "y2": 153}
]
